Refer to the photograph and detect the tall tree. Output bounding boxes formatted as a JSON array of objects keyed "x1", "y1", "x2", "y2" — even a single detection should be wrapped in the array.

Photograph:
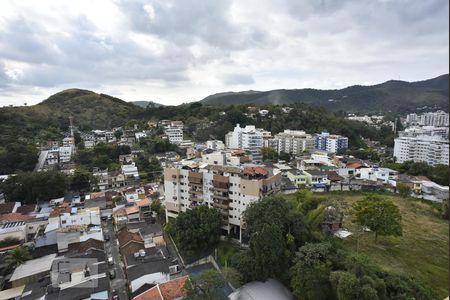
[
  {"x1": 352, "y1": 196, "x2": 402, "y2": 241},
  {"x1": 184, "y1": 269, "x2": 226, "y2": 300},
  {"x1": 166, "y1": 206, "x2": 222, "y2": 257}
]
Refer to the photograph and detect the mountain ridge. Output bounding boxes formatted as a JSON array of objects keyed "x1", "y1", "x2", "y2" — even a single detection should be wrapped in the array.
[{"x1": 200, "y1": 74, "x2": 449, "y2": 113}]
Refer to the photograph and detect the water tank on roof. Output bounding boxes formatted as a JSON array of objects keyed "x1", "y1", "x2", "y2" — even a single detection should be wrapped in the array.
[{"x1": 139, "y1": 249, "x2": 145, "y2": 257}]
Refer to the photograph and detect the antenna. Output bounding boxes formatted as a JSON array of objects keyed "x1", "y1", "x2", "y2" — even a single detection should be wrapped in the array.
[{"x1": 69, "y1": 116, "x2": 74, "y2": 137}]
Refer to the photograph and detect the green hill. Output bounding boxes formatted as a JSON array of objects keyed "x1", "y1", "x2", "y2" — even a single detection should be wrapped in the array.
[
  {"x1": 0, "y1": 89, "x2": 144, "y2": 144},
  {"x1": 201, "y1": 74, "x2": 449, "y2": 114}
]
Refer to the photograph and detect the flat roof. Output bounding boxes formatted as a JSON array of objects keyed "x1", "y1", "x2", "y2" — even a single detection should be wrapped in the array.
[
  {"x1": 10, "y1": 253, "x2": 57, "y2": 282},
  {"x1": 0, "y1": 285, "x2": 25, "y2": 299}
]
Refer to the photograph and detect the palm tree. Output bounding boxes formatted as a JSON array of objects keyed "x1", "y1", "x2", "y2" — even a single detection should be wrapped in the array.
[{"x1": 5, "y1": 246, "x2": 31, "y2": 271}]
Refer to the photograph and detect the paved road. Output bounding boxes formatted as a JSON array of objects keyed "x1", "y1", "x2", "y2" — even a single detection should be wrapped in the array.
[{"x1": 105, "y1": 220, "x2": 128, "y2": 300}]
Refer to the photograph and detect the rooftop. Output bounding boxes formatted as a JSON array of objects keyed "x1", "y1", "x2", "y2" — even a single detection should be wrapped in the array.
[
  {"x1": 133, "y1": 275, "x2": 189, "y2": 300},
  {"x1": 10, "y1": 254, "x2": 57, "y2": 282}
]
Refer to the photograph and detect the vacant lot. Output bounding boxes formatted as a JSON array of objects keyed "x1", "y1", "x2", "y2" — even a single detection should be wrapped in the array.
[{"x1": 297, "y1": 192, "x2": 449, "y2": 297}]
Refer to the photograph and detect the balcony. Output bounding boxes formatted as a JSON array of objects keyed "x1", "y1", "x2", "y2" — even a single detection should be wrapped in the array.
[
  {"x1": 189, "y1": 190, "x2": 203, "y2": 195},
  {"x1": 188, "y1": 182, "x2": 203, "y2": 188},
  {"x1": 218, "y1": 209, "x2": 229, "y2": 216},
  {"x1": 213, "y1": 194, "x2": 228, "y2": 201},
  {"x1": 213, "y1": 202, "x2": 228, "y2": 210}
]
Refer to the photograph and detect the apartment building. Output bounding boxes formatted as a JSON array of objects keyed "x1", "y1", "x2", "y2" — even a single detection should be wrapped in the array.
[
  {"x1": 206, "y1": 140, "x2": 225, "y2": 151},
  {"x1": 315, "y1": 132, "x2": 348, "y2": 153},
  {"x1": 164, "y1": 161, "x2": 281, "y2": 242},
  {"x1": 406, "y1": 111, "x2": 449, "y2": 127},
  {"x1": 393, "y1": 135, "x2": 449, "y2": 166},
  {"x1": 400, "y1": 126, "x2": 448, "y2": 139},
  {"x1": 164, "y1": 126, "x2": 183, "y2": 144},
  {"x1": 225, "y1": 124, "x2": 267, "y2": 162},
  {"x1": 270, "y1": 130, "x2": 315, "y2": 155}
]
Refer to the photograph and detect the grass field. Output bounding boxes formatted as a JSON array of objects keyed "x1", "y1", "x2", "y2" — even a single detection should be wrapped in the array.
[{"x1": 287, "y1": 192, "x2": 449, "y2": 297}]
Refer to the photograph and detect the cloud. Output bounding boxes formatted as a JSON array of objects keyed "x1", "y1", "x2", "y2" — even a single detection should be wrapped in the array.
[{"x1": 0, "y1": 0, "x2": 447, "y2": 106}]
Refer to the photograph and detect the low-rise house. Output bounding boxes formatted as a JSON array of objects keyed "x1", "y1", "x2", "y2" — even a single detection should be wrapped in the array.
[
  {"x1": 359, "y1": 167, "x2": 398, "y2": 184},
  {"x1": 56, "y1": 225, "x2": 103, "y2": 252},
  {"x1": 421, "y1": 181, "x2": 449, "y2": 202},
  {"x1": 125, "y1": 247, "x2": 176, "y2": 294},
  {"x1": 9, "y1": 253, "x2": 57, "y2": 287},
  {"x1": 287, "y1": 170, "x2": 311, "y2": 187},
  {"x1": 132, "y1": 275, "x2": 190, "y2": 300},
  {"x1": 305, "y1": 170, "x2": 330, "y2": 187},
  {"x1": 136, "y1": 198, "x2": 152, "y2": 219},
  {"x1": 118, "y1": 228, "x2": 145, "y2": 259},
  {"x1": 127, "y1": 222, "x2": 164, "y2": 247},
  {"x1": 0, "y1": 221, "x2": 27, "y2": 242}
]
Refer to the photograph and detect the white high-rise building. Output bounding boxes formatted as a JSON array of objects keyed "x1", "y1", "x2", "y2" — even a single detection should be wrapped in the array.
[
  {"x1": 394, "y1": 135, "x2": 449, "y2": 166},
  {"x1": 225, "y1": 124, "x2": 267, "y2": 162},
  {"x1": 315, "y1": 132, "x2": 348, "y2": 153},
  {"x1": 164, "y1": 161, "x2": 281, "y2": 242},
  {"x1": 406, "y1": 111, "x2": 449, "y2": 127}
]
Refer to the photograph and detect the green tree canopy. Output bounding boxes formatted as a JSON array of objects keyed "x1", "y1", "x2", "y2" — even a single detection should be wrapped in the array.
[
  {"x1": 166, "y1": 206, "x2": 222, "y2": 258},
  {"x1": 352, "y1": 196, "x2": 402, "y2": 241}
]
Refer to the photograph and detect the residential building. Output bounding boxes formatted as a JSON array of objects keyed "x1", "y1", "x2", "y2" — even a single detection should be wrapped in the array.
[
  {"x1": 400, "y1": 126, "x2": 449, "y2": 139},
  {"x1": 59, "y1": 146, "x2": 74, "y2": 163},
  {"x1": 9, "y1": 253, "x2": 57, "y2": 287},
  {"x1": 393, "y1": 135, "x2": 449, "y2": 165},
  {"x1": 206, "y1": 140, "x2": 225, "y2": 151},
  {"x1": 359, "y1": 167, "x2": 399, "y2": 183},
  {"x1": 92, "y1": 168, "x2": 109, "y2": 191},
  {"x1": 314, "y1": 132, "x2": 348, "y2": 153},
  {"x1": 287, "y1": 170, "x2": 311, "y2": 187},
  {"x1": 164, "y1": 126, "x2": 183, "y2": 144},
  {"x1": 164, "y1": 162, "x2": 281, "y2": 242},
  {"x1": 271, "y1": 130, "x2": 315, "y2": 155},
  {"x1": 225, "y1": 124, "x2": 267, "y2": 162},
  {"x1": 122, "y1": 163, "x2": 139, "y2": 178},
  {"x1": 132, "y1": 275, "x2": 189, "y2": 300}
]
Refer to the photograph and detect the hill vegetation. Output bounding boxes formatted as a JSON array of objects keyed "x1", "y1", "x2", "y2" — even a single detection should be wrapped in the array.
[{"x1": 201, "y1": 74, "x2": 449, "y2": 114}]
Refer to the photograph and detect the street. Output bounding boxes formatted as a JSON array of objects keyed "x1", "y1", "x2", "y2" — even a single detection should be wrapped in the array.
[{"x1": 104, "y1": 220, "x2": 128, "y2": 300}]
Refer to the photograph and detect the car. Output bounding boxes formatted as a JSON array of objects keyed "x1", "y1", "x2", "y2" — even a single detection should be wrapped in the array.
[
  {"x1": 109, "y1": 269, "x2": 116, "y2": 279},
  {"x1": 112, "y1": 289, "x2": 119, "y2": 300},
  {"x1": 108, "y1": 256, "x2": 113, "y2": 265}
]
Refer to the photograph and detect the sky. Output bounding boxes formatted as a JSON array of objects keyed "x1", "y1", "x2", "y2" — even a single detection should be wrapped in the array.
[{"x1": 0, "y1": 0, "x2": 448, "y2": 106}]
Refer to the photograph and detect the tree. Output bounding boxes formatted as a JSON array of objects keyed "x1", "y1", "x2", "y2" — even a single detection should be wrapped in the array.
[
  {"x1": 397, "y1": 183, "x2": 411, "y2": 198},
  {"x1": 261, "y1": 147, "x2": 278, "y2": 161},
  {"x1": 70, "y1": 168, "x2": 95, "y2": 192},
  {"x1": 0, "y1": 171, "x2": 68, "y2": 204},
  {"x1": 184, "y1": 269, "x2": 226, "y2": 300},
  {"x1": 249, "y1": 223, "x2": 287, "y2": 281},
  {"x1": 279, "y1": 151, "x2": 291, "y2": 162},
  {"x1": 166, "y1": 206, "x2": 222, "y2": 257},
  {"x1": 222, "y1": 267, "x2": 243, "y2": 288},
  {"x1": 352, "y1": 196, "x2": 402, "y2": 241},
  {"x1": 330, "y1": 271, "x2": 360, "y2": 300},
  {"x1": 5, "y1": 246, "x2": 31, "y2": 272},
  {"x1": 290, "y1": 242, "x2": 334, "y2": 300}
]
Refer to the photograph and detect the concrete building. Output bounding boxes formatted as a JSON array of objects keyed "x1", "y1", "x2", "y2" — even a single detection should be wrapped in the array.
[
  {"x1": 314, "y1": 132, "x2": 348, "y2": 153},
  {"x1": 206, "y1": 140, "x2": 225, "y2": 151},
  {"x1": 270, "y1": 130, "x2": 315, "y2": 155},
  {"x1": 164, "y1": 124, "x2": 183, "y2": 144},
  {"x1": 225, "y1": 124, "x2": 267, "y2": 162},
  {"x1": 164, "y1": 161, "x2": 281, "y2": 242},
  {"x1": 393, "y1": 135, "x2": 449, "y2": 165},
  {"x1": 58, "y1": 146, "x2": 74, "y2": 163}
]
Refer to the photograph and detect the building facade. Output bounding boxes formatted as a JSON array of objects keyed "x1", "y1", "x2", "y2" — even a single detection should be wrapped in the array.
[
  {"x1": 393, "y1": 135, "x2": 449, "y2": 166},
  {"x1": 314, "y1": 132, "x2": 348, "y2": 153},
  {"x1": 164, "y1": 163, "x2": 281, "y2": 242}
]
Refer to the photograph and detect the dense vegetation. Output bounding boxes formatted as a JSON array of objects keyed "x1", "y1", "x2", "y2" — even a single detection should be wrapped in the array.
[
  {"x1": 219, "y1": 192, "x2": 445, "y2": 299},
  {"x1": 166, "y1": 206, "x2": 222, "y2": 259},
  {"x1": 201, "y1": 74, "x2": 449, "y2": 114},
  {"x1": 0, "y1": 171, "x2": 68, "y2": 204},
  {"x1": 74, "y1": 143, "x2": 131, "y2": 171}
]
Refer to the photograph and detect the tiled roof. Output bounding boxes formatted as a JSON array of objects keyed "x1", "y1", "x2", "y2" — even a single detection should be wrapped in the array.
[
  {"x1": 67, "y1": 238, "x2": 105, "y2": 254},
  {"x1": 132, "y1": 276, "x2": 189, "y2": 300},
  {"x1": 136, "y1": 198, "x2": 151, "y2": 207},
  {"x1": 0, "y1": 203, "x2": 16, "y2": 214},
  {"x1": 118, "y1": 229, "x2": 144, "y2": 247},
  {"x1": 49, "y1": 202, "x2": 71, "y2": 218},
  {"x1": 125, "y1": 206, "x2": 140, "y2": 215},
  {"x1": 90, "y1": 192, "x2": 106, "y2": 199},
  {"x1": 16, "y1": 204, "x2": 37, "y2": 215},
  {"x1": 0, "y1": 213, "x2": 33, "y2": 222},
  {"x1": 346, "y1": 162, "x2": 364, "y2": 169}
]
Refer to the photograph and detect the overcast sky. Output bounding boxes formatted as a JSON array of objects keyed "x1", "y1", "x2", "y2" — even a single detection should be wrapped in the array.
[{"x1": 0, "y1": 0, "x2": 448, "y2": 106}]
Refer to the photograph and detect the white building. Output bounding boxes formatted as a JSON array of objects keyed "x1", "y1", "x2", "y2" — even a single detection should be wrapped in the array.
[
  {"x1": 122, "y1": 163, "x2": 139, "y2": 178},
  {"x1": 406, "y1": 111, "x2": 449, "y2": 127},
  {"x1": 394, "y1": 135, "x2": 449, "y2": 166},
  {"x1": 164, "y1": 161, "x2": 281, "y2": 242},
  {"x1": 271, "y1": 130, "x2": 315, "y2": 155},
  {"x1": 359, "y1": 167, "x2": 398, "y2": 183},
  {"x1": 135, "y1": 131, "x2": 147, "y2": 140},
  {"x1": 59, "y1": 146, "x2": 74, "y2": 163},
  {"x1": 225, "y1": 124, "x2": 266, "y2": 162},
  {"x1": 206, "y1": 140, "x2": 225, "y2": 151},
  {"x1": 164, "y1": 126, "x2": 183, "y2": 144},
  {"x1": 400, "y1": 126, "x2": 448, "y2": 139}
]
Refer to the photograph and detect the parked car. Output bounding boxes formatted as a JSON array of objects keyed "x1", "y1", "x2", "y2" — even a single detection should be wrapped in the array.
[
  {"x1": 108, "y1": 256, "x2": 113, "y2": 265},
  {"x1": 109, "y1": 269, "x2": 116, "y2": 279}
]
